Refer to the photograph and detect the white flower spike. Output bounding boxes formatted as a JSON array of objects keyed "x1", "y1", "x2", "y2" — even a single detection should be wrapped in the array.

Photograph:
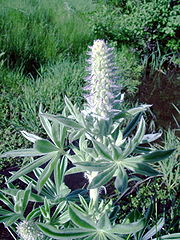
[{"x1": 84, "y1": 39, "x2": 121, "y2": 120}]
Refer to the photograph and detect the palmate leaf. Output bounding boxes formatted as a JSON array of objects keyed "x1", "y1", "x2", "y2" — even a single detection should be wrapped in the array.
[
  {"x1": 64, "y1": 96, "x2": 81, "y2": 120},
  {"x1": 37, "y1": 223, "x2": 94, "y2": 240},
  {"x1": 52, "y1": 121, "x2": 67, "y2": 148},
  {"x1": 0, "y1": 214, "x2": 19, "y2": 224},
  {"x1": 39, "y1": 105, "x2": 53, "y2": 140}
]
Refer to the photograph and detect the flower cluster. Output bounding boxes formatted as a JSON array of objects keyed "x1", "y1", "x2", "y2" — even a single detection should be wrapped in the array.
[
  {"x1": 17, "y1": 221, "x2": 44, "y2": 240},
  {"x1": 84, "y1": 39, "x2": 122, "y2": 120}
]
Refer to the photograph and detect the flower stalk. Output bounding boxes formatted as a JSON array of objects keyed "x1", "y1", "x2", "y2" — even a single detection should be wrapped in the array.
[{"x1": 84, "y1": 40, "x2": 122, "y2": 205}]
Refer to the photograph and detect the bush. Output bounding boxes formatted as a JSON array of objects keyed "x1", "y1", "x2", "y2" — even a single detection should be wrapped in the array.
[{"x1": 90, "y1": 0, "x2": 180, "y2": 54}]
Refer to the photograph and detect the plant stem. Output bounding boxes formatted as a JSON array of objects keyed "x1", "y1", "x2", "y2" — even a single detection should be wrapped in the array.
[{"x1": 88, "y1": 171, "x2": 99, "y2": 208}]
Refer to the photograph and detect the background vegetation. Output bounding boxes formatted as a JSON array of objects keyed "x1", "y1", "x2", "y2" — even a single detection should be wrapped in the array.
[{"x1": 0, "y1": 0, "x2": 179, "y2": 235}]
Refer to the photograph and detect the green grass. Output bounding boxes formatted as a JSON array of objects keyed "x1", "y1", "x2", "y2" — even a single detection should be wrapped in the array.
[
  {"x1": 0, "y1": 54, "x2": 85, "y2": 135},
  {"x1": 0, "y1": 0, "x2": 94, "y2": 74}
]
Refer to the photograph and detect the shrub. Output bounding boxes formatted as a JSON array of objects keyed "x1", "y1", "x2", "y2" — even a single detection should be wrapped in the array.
[{"x1": 90, "y1": 0, "x2": 180, "y2": 54}]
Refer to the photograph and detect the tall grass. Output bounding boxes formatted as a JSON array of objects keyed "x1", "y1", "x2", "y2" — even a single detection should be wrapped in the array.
[
  {"x1": 1, "y1": 55, "x2": 85, "y2": 134},
  {"x1": 0, "y1": 0, "x2": 94, "y2": 74}
]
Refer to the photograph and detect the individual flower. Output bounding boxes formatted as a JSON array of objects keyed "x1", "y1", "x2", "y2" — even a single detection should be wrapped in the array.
[
  {"x1": 83, "y1": 39, "x2": 122, "y2": 120},
  {"x1": 17, "y1": 221, "x2": 44, "y2": 240}
]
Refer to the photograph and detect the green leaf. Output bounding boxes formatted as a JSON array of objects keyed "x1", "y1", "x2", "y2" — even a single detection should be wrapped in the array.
[
  {"x1": 69, "y1": 129, "x2": 85, "y2": 142},
  {"x1": 114, "y1": 166, "x2": 128, "y2": 193},
  {"x1": 111, "y1": 144, "x2": 122, "y2": 161},
  {"x1": 1, "y1": 188, "x2": 44, "y2": 202},
  {"x1": 22, "y1": 183, "x2": 31, "y2": 214},
  {"x1": 0, "y1": 148, "x2": 45, "y2": 158},
  {"x1": 51, "y1": 202, "x2": 66, "y2": 222},
  {"x1": 141, "y1": 149, "x2": 175, "y2": 163},
  {"x1": 0, "y1": 214, "x2": 16, "y2": 223},
  {"x1": 34, "y1": 139, "x2": 59, "y2": 153},
  {"x1": 75, "y1": 161, "x2": 110, "y2": 172},
  {"x1": 0, "y1": 192, "x2": 14, "y2": 210},
  {"x1": 88, "y1": 165, "x2": 116, "y2": 189},
  {"x1": 26, "y1": 208, "x2": 41, "y2": 221},
  {"x1": 65, "y1": 167, "x2": 83, "y2": 175},
  {"x1": 39, "y1": 106, "x2": 53, "y2": 140},
  {"x1": 123, "y1": 113, "x2": 142, "y2": 138},
  {"x1": 21, "y1": 130, "x2": 42, "y2": 143},
  {"x1": 14, "y1": 190, "x2": 22, "y2": 214},
  {"x1": 142, "y1": 218, "x2": 165, "y2": 240},
  {"x1": 141, "y1": 132, "x2": 162, "y2": 143},
  {"x1": 37, "y1": 223, "x2": 93, "y2": 239},
  {"x1": 97, "y1": 213, "x2": 111, "y2": 230},
  {"x1": 130, "y1": 116, "x2": 146, "y2": 152},
  {"x1": 54, "y1": 156, "x2": 67, "y2": 195},
  {"x1": 127, "y1": 105, "x2": 152, "y2": 116},
  {"x1": 123, "y1": 116, "x2": 146, "y2": 158},
  {"x1": 37, "y1": 154, "x2": 59, "y2": 192},
  {"x1": 69, "y1": 205, "x2": 96, "y2": 230},
  {"x1": 64, "y1": 96, "x2": 80, "y2": 119},
  {"x1": 105, "y1": 232, "x2": 124, "y2": 240},
  {"x1": 152, "y1": 233, "x2": 180, "y2": 240},
  {"x1": 5, "y1": 214, "x2": 20, "y2": 226},
  {"x1": 113, "y1": 111, "x2": 130, "y2": 121},
  {"x1": 124, "y1": 162, "x2": 160, "y2": 176},
  {"x1": 110, "y1": 218, "x2": 145, "y2": 234},
  {"x1": 92, "y1": 139, "x2": 112, "y2": 161},
  {"x1": 42, "y1": 113, "x2": 83, "y2": 130},
  {"x1": 8, "y1": 153, "x2": 54, "y2": 183},
  {"x1": 124, "y1": 149, "x2": 175, "y2": 164}
]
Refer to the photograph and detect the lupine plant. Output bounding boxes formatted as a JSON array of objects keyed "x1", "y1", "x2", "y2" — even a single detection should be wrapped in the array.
[{"x1": 0, "y1": 40, "x2": 179, "y2": 240}]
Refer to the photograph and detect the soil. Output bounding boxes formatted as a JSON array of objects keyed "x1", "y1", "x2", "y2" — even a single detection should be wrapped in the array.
[
  {"x1": 137, "y1": 67, "x2": 180, "y2": 134},
  {"x1": 0, "y1": 224, "x2": 13, "y2": 240}
]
